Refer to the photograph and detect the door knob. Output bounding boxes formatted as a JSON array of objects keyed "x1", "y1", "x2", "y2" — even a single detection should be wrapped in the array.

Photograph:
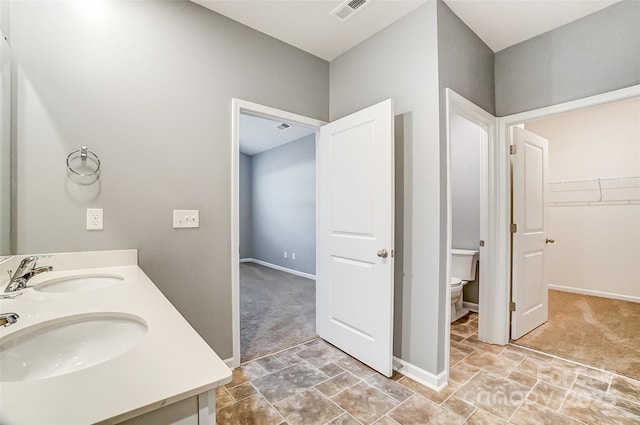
[
  {"x1": 545, "y1": 238, "x2": 555, "y2": 244},
  {"x1": 377, "y1": 249, "x2": 388, "y2": 258}
]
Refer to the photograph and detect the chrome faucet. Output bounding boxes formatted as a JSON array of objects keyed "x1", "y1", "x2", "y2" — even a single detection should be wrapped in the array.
[
  {"x1": 0, "y1": 312, "x2": 19, "y2": 327},
  {"x1": 4, "y1": 255, "x2": 54, "y2": 293}
]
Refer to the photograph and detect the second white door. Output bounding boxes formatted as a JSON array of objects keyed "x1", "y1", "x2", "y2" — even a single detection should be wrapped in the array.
[{"x1": 511, "y1": 127, "x2": 550, "y2": 340}]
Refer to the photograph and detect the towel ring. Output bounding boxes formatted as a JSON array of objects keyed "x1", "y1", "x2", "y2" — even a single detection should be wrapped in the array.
[{"x1": 66, "y1": 146, "x2": 101, "y2": 177}]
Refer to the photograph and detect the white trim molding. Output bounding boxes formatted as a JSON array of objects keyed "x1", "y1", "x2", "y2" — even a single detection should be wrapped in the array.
[
  {"x1": 240, "y1": 258, "x2": 316, "y2": 280},
  {"x1": 549, "y1": 285, "x2": 640, "y2": 304},
  {"x1": 393, "y1": 357, "x2": 448, "y2": 391}
]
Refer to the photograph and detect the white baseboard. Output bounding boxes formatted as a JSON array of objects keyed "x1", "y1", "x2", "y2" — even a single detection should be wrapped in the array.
[
  {"x1": 223, "y1": 357, "x2": 235, "y2": 369},
  {"x1": 240, "y1": 258, "x2": 316, "y2": 280},
  {"x1": 549, "y1": 285, "x2": 640, "y2": 303},
  {"x1": 463, "y1": 301, "x2": 479, "y2": 313},
  {"x1": 393, "y1": 357, "x2": 448, "y2": 391}
]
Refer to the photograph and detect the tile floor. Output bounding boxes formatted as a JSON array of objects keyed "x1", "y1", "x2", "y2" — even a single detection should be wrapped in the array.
[{"x1": 216, "y1": 313, "x2": 640, "y2": 424}]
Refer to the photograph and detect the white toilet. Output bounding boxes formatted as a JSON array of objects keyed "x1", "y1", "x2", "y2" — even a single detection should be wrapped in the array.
[{"x1": 450, "y1": 249, "x2": 479, "y2": 322}]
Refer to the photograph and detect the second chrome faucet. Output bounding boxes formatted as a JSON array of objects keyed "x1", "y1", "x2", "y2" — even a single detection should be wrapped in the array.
[{"x1": 4, "y1": 255, "x2": 54, "y2": 293}]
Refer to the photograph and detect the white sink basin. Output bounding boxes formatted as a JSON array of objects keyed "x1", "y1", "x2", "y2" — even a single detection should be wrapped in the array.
[
  {"x1": 34, "y1": 273, "x2": 124, "y2": 293},
  {"x1": 0, "y1": 314, "x2": 147, "y2": 382}
]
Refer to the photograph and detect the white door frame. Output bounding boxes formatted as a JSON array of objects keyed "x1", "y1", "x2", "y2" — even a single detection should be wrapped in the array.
[
  {"x1": 490, "y1": 84, "x2": 640, "y2": 344},
  {"x1": 445, "y1": 89, "x2": 503, "y2": 358},
  {"x1": 230, "y1": 99, "x2": 325, "y2": 368}
]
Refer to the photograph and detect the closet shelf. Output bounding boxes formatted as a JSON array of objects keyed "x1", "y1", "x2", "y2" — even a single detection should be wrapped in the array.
[{"x1": 549, "y1": 176, "x2": 640, "y2": 205}]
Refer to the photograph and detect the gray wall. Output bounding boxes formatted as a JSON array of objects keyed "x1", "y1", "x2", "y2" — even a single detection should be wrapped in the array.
[
  {"x1": 450, "y1": 114, "x2": 481, "y2": 304},
  {"x1": 331, "y1": 2, "x2": 444, "y2": 374},
  {"x1": 251, "y1": 135, "x2": 316, "y2": 275},
  {"x1": 436, "y1": 0, "x2": 495, "y2": 338},
  {"x1": 437, "y1": 1, "x2": 495, "y2": 116},
  {"x1": 239, "y1": 153, "x2": 252, "y2": 259},
  {"x1": 451, "y1": 114, "x2": 481, "y2": 250},
  {"x1": 495, "y1": 0, "x2": 640, "y2": 116},
  {"x1": 12, "y1": 0, "x2": 329, "y2": 358}
]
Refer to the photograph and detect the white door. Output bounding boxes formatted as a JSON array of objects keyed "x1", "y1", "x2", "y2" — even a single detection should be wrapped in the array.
[
  {"x1": 317, "y1": 99, "x2": 394, "y2": 376},
  {"x1": 511, "y1": 127, "x2": 550, "y2": 340}
]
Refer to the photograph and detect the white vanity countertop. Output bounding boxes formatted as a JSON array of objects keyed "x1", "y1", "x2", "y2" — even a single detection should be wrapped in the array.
[{"x1": 0, "y1": 250, "x2": 232, "y2": 425}]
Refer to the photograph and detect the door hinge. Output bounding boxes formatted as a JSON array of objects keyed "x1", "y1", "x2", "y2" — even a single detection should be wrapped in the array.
[
  {"x1": 510, "y1": 145, "x2": 517, "y2": 155},
  {"x1": 479, "y1": 240, "x2": 485, "y2": 247},
  {"x1": 510, "y1": 301, "x2": 516, "y2": 312},
  {"x1": 510, "y1": 223, "x2": 517, "y2": 233}
]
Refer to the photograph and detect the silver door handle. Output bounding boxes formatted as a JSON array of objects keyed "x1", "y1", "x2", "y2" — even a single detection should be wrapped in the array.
[
  {"x1": 377, "y1": 249, "x2": 388, "y2": 258},
  {"x1": 545, "y1": 238, "x2": 555, "y2": 244}
]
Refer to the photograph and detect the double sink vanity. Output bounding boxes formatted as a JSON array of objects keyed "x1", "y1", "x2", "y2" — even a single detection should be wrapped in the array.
[{"x1": 0, "y1": 250, "x2": 232, "y2": 425}]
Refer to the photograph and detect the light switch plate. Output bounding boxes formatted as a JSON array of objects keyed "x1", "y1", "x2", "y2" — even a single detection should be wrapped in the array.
[
  {"x1": 173, "y1": 210, "x2": 199, "y2": 228},
  {"x1": 87, "y1": 208, "x2": 103, "y2": 230}
]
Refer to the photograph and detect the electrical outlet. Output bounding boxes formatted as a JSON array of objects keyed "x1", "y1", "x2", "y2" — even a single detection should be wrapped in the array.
[
  {"x1": 284, "y1": 251, "x2": 287, "y2": 258},
  {"x1": 86, "y1": 208, "x2": 103, "y2": 230},
  {"x1": 173, "y1": 210, "x2": 200, "y2": 228},
  {"x1": 292, "y1": 252, "x2": 296, "y2": 260}
]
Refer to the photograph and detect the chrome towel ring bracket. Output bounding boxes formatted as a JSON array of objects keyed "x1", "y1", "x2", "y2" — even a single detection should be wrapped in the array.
[{"x1": 66, "y1": 146, "x2": 101, "y2": 177}]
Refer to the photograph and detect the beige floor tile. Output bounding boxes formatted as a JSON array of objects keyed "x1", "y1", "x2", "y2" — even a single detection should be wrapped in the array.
[
  {"x1": 373, "y1": 417, "x2": 401, "y2": 425},
  {"x1": 561, "y1": 390, "x2": 640, "y2": 425},
  {"x1": 603, "y1": 392, "x2": 640, "y2": 417},
  {"x1": 516, "y1": 357, "x2": 577, "y2": 389},
  {"x1": 251, "y1": 363, "x2": 329, "y2": 403},
  {"x1": 450, "y1": 323, "x2": 477, "y2": 338},
  {"x1": 296, "y1": 341, "x2": 350, "y2": 368},
  {"x1": 225, "y1": 361, "x2": 269, "y2": 388},
  {"x1": 315, "y1": 372, "x2": 360, "y2": 397},
  {"x1": 507, "y1": 371, "x2": 538, "y2": 388},
  {"x1": 398, "y1": 376, "x2": 459, "y2": 404},
  {"x1": 388, "y1": 395, "x2": 464, "y2": 425},
  {"x1": 457, "y1": 371, "x2": 531, "y2": 420},
  {"x1": 463, "y1": 350, "x2": 520, "y2": 378},
  {"x1": 610, "y1": 375, "x2": 640, "y2": 405},
  {"x1": 274, "y1": 352, "x2": 304, "y2": 367},
  {"x1": 255, "y1": 356, "x2": 287, "y2": 373},
  {"x1": 331, "y1": 381, "x2": 399, "y2": 424},
  {"x1": 216, "y1": 386, "x2": 235, "y2": 410},
  {"x1": 511, "y1": 399, "x2": 582, "y2": 425},
  {"x1": 228, "y1": 382, "x2": 258, "y2": 402},
  {"x1": 526, "y1": 380, "x2": 568, "y2": 410},
  {"x1": 366, "y1": 373, "x2": 414, "y2": 402},
  {"x1": 319, "y1": 363, "x2": 346, "y2": 378},
  {"x1": 442, "y1": 395, "x2": 476, "y2": 419},
  {"x1": 216, "y1": 394, "x2": 284, "y2": 425},
  {"x1": 464, "y1": 409, "x2": 509, "y2": 424},
  {"x1": 329, "y1": 413, "x2": 365, "y2": 424},
  {"x1": 462, "y1": 335, "x2": 507, "y2": 355},
  {"x1": 571, "y1": 373, "x2": 609, "y2": 399},
  {"x1": 274, "y1": 388, "x2": 343, "y2": 425},
  {"x1": 334, "y1": 355, "x2": 377, "y2": 380}
]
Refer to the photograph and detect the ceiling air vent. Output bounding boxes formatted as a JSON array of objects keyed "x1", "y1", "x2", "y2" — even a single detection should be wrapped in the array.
[
  {"x1": 330, "y1": 0, "x2": 372, "y2": 23},
  {"x1": 276, "y1": 123, "x2": 291, "y2": 131}
]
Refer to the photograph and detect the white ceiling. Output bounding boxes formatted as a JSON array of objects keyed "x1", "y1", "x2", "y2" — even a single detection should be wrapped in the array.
[
  {"x1": 444, "y1": 0, "x2": 622, "y2": 52},
  {"x1": 192, "y1": 0, "x2": 622, "y2": 60},
  {"x1": 240, "y1": 113, "x2": 316, "y2": 156}
]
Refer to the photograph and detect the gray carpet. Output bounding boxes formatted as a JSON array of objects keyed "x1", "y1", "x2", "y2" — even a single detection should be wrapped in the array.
[{"x1": 240, "y1": 262, "x2": 316, "y2": 362}]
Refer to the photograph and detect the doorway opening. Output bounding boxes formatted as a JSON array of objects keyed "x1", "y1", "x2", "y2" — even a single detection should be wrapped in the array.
[
  {"x1": 231, "y1": 99, "x2": 324, "y2": 368},
  {"x1": 238, "y1": 111, "x2": 318, "y2": 362},
  {"x1": 445, "y1": 89, "x2": 496, "y2": 376},
  {"x1": 508, "y1": 95, "x2": 640, "y2": 380}
]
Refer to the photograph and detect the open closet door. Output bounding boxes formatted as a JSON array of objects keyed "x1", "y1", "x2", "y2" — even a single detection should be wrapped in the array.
[
  {"x1": 511, "y1": 127, "x2": 550, "y2": 340},
  {"x1": 316, "y1": 99, "x2": 395, "y2": 377}
]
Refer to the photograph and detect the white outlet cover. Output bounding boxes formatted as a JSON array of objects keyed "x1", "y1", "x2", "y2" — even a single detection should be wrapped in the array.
[
  {"x1": 173, "y1": 210, "x2": 200, "y2": 229},
  {"x1": 86, "y1": 208, "x2": 103, "y2": 230}
]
